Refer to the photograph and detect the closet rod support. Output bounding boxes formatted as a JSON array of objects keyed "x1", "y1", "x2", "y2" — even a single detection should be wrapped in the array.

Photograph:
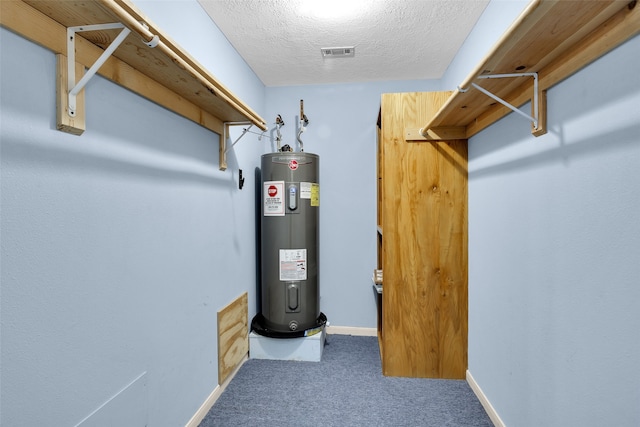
[
  {"x1": 220, "y1": 121, "x2": 258, "y2": 171},
  {"x1": 225, "y1": 124, "x2": 253, "y2": 154},
  {"x1": 458, "y1": 72, "x2": 540, "y2": 131},
  {"x1": 67, "y1": 23, "x2": 131, "y2": 117}
]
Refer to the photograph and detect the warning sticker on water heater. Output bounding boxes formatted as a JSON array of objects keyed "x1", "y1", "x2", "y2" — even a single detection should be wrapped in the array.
[
  {"x1": 279, "y1": 249, "x2": 307, "y2": 281},
  {"x1": 300, "y1": 182, "x2": 312, "y2": 199},
  {"x1": 300, "y1": 182, "x2": 319, "y2": 207},
  {"x1": 264, "y1": 181, "x2": 285, "y2": 216},
  {"x1": 311, "y1": 183, "x2": 319, "y2": 207}
]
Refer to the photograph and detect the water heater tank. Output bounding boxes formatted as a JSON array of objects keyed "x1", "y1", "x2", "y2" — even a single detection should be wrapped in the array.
[{"x1": 252, "y1": 152, "x2": 326, "y2": 337}]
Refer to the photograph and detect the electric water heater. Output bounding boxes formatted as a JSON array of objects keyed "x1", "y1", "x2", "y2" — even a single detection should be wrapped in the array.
[{"x1": 252, "y1": 152, "x2": 325, "y2": 337}]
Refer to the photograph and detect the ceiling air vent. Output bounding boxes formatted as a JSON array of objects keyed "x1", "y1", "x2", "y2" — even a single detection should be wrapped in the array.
[{"x1": 321, "y1": 46, "x2": 355, "y2": 58}]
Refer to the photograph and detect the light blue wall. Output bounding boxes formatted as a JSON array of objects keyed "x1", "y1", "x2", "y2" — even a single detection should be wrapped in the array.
[
  {"x1": 447, "y1": 2, "x2": 640, "y2": 426},
  {"x1": 0, "y1": 1, "x2": 266, "y2": 425},
  {"x1": 265, "y1": 80, "x2": 440, "y2": 327}
]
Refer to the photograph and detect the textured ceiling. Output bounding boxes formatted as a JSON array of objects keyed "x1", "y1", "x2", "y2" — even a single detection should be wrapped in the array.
[{"x1": 197, "y1": 0, "x2": 490, "y2": 87}]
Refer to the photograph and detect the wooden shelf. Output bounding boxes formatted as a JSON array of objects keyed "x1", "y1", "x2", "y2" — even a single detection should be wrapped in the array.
[
  {"x1": 411, "y1": 0, "x2": 640, "y2": 141},
  {"x1": 1, "y1": 0, "x2": 267, "y2": 170}
]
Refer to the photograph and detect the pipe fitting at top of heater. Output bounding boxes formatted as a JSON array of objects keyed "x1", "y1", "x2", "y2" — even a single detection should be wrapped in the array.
[{"x1": 297, "y1": 99, "x2": 308, "y2": 152}]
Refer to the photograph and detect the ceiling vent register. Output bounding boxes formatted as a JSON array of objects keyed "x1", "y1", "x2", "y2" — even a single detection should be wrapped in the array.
[{"x1": 321, "y1": 46, "x2": 355, "y2": 58}]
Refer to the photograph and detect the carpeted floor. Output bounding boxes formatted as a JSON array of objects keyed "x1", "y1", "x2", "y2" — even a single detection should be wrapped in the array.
[{"x1": 199, "y1": 334, "x2": 493, "y2": 427}]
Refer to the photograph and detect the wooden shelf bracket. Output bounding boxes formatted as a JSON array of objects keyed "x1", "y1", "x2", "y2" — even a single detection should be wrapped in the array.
[{"x1": 456, "y1": 72, "x2": 546, "y2": 136}]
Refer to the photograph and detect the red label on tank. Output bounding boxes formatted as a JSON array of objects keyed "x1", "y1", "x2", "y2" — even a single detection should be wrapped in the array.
[
  {"x1": 289, "y1": 159, "x2": 299, "y2": 170},
  {"x1": 268, "y1": 185, "x2": 278, "y2": 197}
]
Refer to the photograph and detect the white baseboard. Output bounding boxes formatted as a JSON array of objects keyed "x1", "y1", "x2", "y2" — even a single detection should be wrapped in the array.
[
  {"x1": 185, "y1": 354, "x2": 248, "y2": 427},
  {"x1": 326, "y1": 325, "x2": 377, "y2": 336},
  {"x1": 466, "y1": 370, "x2": 506, "y2": 427}
]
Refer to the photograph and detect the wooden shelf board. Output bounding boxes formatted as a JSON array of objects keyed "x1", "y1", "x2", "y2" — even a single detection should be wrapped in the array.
[
  {"x1": 14, "y1": 0, "x2": 266, "y2": 130},
  {"x1": 423, "y1": 0, "x2": 640, "y2": 138}
]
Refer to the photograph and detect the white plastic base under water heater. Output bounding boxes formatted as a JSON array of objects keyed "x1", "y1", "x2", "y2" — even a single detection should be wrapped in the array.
[{"x1": 252, "y1": 152, "x2": 326, "y2": 337}]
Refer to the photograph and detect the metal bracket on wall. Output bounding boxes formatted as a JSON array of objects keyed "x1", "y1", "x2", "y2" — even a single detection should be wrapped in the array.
[
  {"x1": 458, "y1": 72, "x2": 547, "y2": 136},
  {"x1": 61, "y1": 21, "x2": 159, "y2": 135},
  {"x1": 66, "y1": 23, "x2": 131, "y2": 118},
  {"x1": 220, "y1": 121, "x2": 267, "y2": 172},
  {"x1": 220, "y1": 122, "x2": 251, "y2": 171}
]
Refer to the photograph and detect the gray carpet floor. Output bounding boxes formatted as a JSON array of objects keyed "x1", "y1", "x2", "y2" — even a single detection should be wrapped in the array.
[{"x1": 199, "y1": 334, "x2": 493, "y2": 427}]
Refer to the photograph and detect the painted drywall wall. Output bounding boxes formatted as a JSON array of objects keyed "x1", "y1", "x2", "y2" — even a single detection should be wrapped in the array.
[
  {"x1": 446, "y1": 4, "x2": 640, "y2": 426},
  {"x1": 265, "y1": 79, "x2": 441, "y2": 328},
  {"x1": 0, "y1": 1, "x2": 265, "y2": 425}
]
